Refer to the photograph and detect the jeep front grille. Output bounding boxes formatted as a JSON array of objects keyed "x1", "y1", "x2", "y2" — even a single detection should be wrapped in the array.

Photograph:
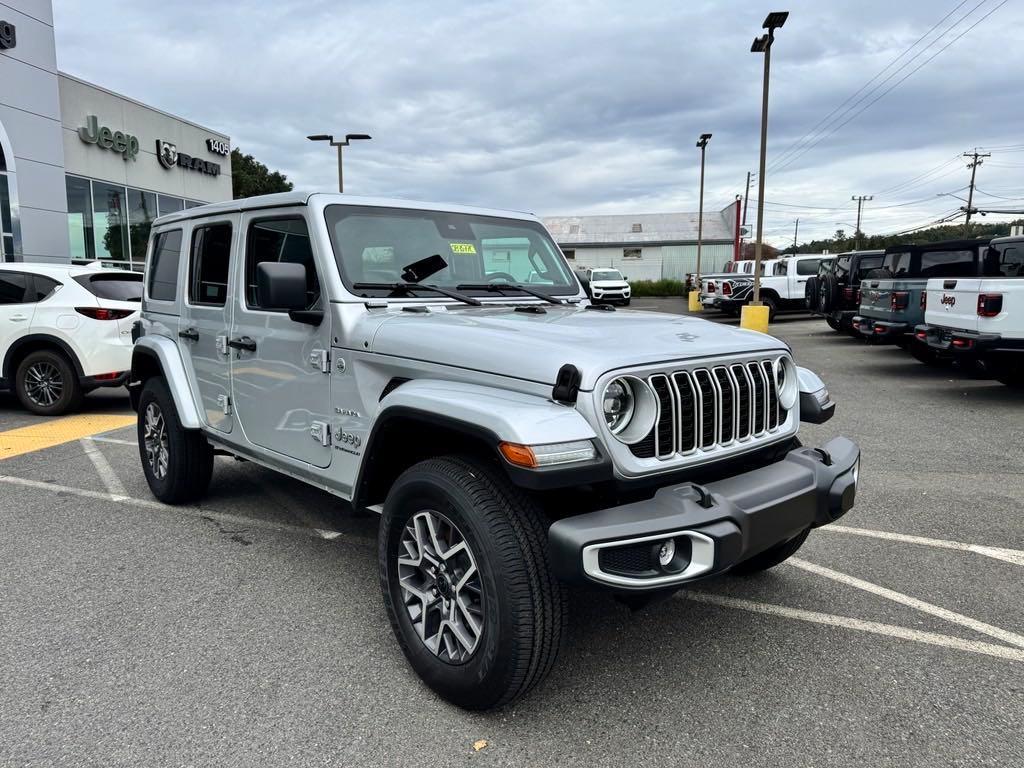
[{"x1": 631, "y1": 360, "x2": 784, "y2": 460}]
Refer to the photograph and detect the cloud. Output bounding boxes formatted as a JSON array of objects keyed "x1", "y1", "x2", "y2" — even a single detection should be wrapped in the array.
[{"x1": 52, "y1": 0, "x2": 1024, "y2": 244}]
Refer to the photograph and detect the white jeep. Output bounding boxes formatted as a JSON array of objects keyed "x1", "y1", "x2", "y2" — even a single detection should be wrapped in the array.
[{"x1": 129, "y1": 192, "x2": 860, "y2": 709}]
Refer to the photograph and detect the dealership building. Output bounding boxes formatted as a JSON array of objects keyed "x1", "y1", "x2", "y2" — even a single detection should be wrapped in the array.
[
  {"x1": 0, "y1": 0, "x2": 232, "y2": 267},
  {"x1": 542, "y1": 200, "x2": 742, "y2": 282}
]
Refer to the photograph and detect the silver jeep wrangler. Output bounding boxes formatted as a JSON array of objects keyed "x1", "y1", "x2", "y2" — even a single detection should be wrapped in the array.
[{"x1": 130, "y1": 191, "x2": 860, "y2": 710}]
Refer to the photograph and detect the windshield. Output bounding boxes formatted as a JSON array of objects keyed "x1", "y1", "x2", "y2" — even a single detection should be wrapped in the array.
[
  {"x1": 324, "y1": 206, "x2": 578, "y2": 297},
  {"x1": 591, "y1": 270, "x2": 623, "y2": 281}
]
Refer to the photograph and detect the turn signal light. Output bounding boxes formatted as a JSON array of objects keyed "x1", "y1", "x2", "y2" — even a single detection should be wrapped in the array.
[
  {"x1": 76, "y1": 307, "x2": 134, "y2": 321},
  {"x1": 499, "y1": 440, "x2": 597, "y2": 468},
  {"x1": 920, "y1": 291, "x2": 927, "y2": 310},
  {"x1": 977, "y1": 294, "x2": 1002, "y2": 317},
  {"x1": 891, "y1": 291, "x2": 909, "y2": 311},
  {"x1": 722, "y1": 281, "x2": 732, "y2": 296},
  {"x1": 707, "y1": 281, "x2": 716, "y2": 293}
]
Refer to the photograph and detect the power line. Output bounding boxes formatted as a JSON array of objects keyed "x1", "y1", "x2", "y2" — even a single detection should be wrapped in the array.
[
  {"x1": 770, "y1": 0, "x2": 1007, "y2": 174},
  {"x1": 873, "y1": 155, "x2": 962, "y2": 196},
  {"x1": 767, "y1": 1, "x2": 973, "y2": 172}
]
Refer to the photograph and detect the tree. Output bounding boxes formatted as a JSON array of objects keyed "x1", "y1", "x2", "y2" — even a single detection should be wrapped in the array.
[{"x1": 231, "y1": 148, "x2": 294, "y2": 199}]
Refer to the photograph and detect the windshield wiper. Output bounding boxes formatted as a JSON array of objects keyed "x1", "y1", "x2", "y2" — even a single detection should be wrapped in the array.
[
  {"x1": 456, "y1": 282, "x2": 566, "y2": 305},
  {"x1": 352, "y1": 282, "x2": 482, "y2": 307}
]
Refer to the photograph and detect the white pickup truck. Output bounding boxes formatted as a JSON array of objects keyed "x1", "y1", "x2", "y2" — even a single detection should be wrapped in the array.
[
  {"x1": 700, "y1": 259, "x2": 777, "y2": 314},
  {"x1": 916, "y1": 235, "x2": 1024, "y2": 387},
  {"x1": 717, "y1": 254, "x2": 831, "y2": 320}
]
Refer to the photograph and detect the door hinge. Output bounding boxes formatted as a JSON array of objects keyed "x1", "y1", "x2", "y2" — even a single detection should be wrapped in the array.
[
  {"x1": 215, "y1": 335, "x2": 229, "y2": 356},
  {"x1": 310, "y1": 348, "x2": 330, "y2": 374},
  {"x1": 310, "y1": 420, "x2": 331, "y2": 446},
  {"x1": 216, "y1": 394, "x2": 232, "y2": 415}
]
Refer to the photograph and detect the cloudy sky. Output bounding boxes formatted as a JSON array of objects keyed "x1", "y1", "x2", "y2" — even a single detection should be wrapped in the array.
[{"x1": 53, "y1": 0, "x2": 1023, "y2": 246}]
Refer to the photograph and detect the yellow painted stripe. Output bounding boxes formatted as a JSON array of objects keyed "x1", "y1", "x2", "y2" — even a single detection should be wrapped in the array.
[{"x1": 0, "y1": 414, "x2": 136, "y2": 461}]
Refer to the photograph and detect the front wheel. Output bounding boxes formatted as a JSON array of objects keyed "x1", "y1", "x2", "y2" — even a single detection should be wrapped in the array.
[
  {"x1": 379, "y1": 456, "x2": 566, "y2": 710},
  {"x1": 137, "y1": 378, "x2": 213, "y2": 504}
]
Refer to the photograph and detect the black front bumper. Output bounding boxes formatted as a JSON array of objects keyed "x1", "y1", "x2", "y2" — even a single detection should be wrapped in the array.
[
  {"x1": 548, "y1": 437, "x2": 860, "y2": 592},
  {"x1": 916, "y1": 324, "x2": 1024, "y2": 357}
]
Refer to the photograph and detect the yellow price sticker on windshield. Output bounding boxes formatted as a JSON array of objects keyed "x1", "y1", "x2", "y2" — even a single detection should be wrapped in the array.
[{"x1": 450, "y1": 243, "x2": 477, "y2": 255}]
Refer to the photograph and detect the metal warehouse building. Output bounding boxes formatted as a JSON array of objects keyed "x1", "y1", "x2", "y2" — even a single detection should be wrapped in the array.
[{"x1": 543, "y1": 200, "x2": 741, "y2": 282}]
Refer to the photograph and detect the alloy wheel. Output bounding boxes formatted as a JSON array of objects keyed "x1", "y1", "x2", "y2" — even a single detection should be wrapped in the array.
[
  {"x1": 143, "y1": 402, "x2": 170, "y2": 480},
  {"x1": 397, "y1": 510, "x2": 484, "y2": 663},
  {"x1": 24, "y1": 361, "x2": 64, "y2": 407}
]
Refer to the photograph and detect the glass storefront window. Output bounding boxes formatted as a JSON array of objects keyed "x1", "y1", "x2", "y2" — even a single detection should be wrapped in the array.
[
  {"x1": 128, "y1": 188, "x2": 157, "y2": 265},
  {"x1": 66, "y1": 176, "x2": 95, "y2": 262},
  {"x1": 158, "y1": 195, "x2": 184, "y2": 216},
  {"x1": 92, "y1": 181, "x2": 130, "y2": 264}
]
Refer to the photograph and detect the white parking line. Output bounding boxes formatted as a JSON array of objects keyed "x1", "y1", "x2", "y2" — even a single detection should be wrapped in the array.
[
  {"x1": 789, "y1": 557, "x2": 1024, "y2": 649},
  {"x1": 820, "y1": 524, "x2": 1024, "y2": 567},
  {"x1": 80, "y1": 438, "x2": 129, "y2": 500},
  {"x1": 683, "y1": 592, "x2": 1024, "y2": 663},
  {"x1": 0, "y1": 474, "x2": 364, "y2": 544},
  {"x1": 87, "y1": 436, "x2": 137, "y2": 446}
]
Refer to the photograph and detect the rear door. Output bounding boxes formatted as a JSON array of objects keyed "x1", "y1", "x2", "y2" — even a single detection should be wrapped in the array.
[
  {"x1": 229, "y1": 212, "x2": 333, "y2": 468},
  {"x1": 790, "y1": 257, "x2": 821, "y2": 298},
  {"x1": 180, "y1": 217, "x2": 238, "y2": 434}
]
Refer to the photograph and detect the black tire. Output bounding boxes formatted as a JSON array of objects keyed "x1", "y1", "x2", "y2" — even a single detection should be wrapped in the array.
[
  {"x1": 825, "y1": 315, "x2": 843, "y2": 332},
  {"x1": 15, "y1": 349, "x2": 83, "y2": 416},
  {"x1": 908, "y1": 341, "x2": 942, "y2": 367},
  {"x1": 988, "y1": 357, "x2": 1024, "y2": 388},
  {"x1": 137, "y1": 378, "x2": 213, "y2": 504},
  {"x1": 379, "y1": 456, "x2": 566, "y2": 710},
  {"x1": 731, "y1": 528, "x2": 810, "y2": 574},
  {"x1": 762, "y1": 295, "x2": 778, "y2": 321},
  {"x1": 818, "y1": 274, "x2": 839, "y2": 313},
  {"x1": 804, "y1": 276, "x2": 820, "y2": 311}
]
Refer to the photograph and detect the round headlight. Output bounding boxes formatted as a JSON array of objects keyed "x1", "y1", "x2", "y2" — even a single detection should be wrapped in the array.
[
  {"x1": 603, "y1": 378, "x2": 635, "y2": 434},
  {"x1": 601, "y1": 376, "x2": 658, "y2": 445},
  {"x1": 775, "y1": 356, "x2": 798, "y2": 410}
]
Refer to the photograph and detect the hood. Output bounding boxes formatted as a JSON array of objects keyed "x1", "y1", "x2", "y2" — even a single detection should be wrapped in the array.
[
  {"x1": 365, "y1": 304, "x2": 786, "y2": 390},
  {"x1": 590, "y1": 279, "x2": 630, "y2": 288}
]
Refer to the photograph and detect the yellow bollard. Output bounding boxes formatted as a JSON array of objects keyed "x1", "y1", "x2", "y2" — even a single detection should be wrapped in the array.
[
  {"x1": 688, "y1": 290, "x2": 703, "y2": 312},
  {"x1": 740, "y1": 303, "x2": 770, "y2": 333}
]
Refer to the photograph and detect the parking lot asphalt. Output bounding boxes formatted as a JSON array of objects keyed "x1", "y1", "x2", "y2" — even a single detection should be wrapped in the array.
[{"x1": 1, "y1": 305, "x2": 1022, "y2": 767}]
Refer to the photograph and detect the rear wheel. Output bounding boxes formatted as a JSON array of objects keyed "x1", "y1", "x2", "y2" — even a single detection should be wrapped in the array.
[
  {"x1": 763, "y1": 295, "x2": 778, "y2": 321},
  {"x1": 731, "y1": 528, "x2": 810, "y2": 574},
  {"x1": 379, "y1": 456, "x2": 566, "y2": 710},
  {"x1": 137, "y1": 378, "x2": 213, "y2": 504},
  {"x1": 908, "y1": 341, "x2": 942, "y2": 367},
  {"x1": 825, "y1": 316, "x2": 842, "y2": 332},
  {"x1": 15, "y1": 350, "x2": 83, "y2": 416}
]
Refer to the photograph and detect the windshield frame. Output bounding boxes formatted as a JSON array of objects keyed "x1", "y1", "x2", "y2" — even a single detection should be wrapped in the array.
[{"x1": 323, "y1": 204, "x2": 582, "y2": 300}]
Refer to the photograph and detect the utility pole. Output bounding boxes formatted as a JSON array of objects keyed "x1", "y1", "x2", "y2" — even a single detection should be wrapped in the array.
[
  {"x1": 851, "y1": 195, "x2": 872, "y2": 249},
  {"x1": 963, "y1": 149, "x2": 990, "y2": 236},
  {"x1": 695, "y1": 133, "x2": 712, "y2": 287},
  {"x1": 792, "y1": 218, "x2": 799, "y2": 253}
]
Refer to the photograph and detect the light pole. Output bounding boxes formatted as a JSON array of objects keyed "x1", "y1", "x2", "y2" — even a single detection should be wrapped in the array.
[
  {"x1": 744, "y1": 10, "x2": 788, "y2": 332},
  {"x1": 307, "y1": 133, "x2": 372, "y2": 193},
  {"x1": 691, "y1": 132, "x2": 712, "y2": 312}
]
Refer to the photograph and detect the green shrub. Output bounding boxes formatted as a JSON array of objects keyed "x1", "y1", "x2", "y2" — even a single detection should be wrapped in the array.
[{"x1": 628, "y1": 279, "x2": 687, "y2": 297}]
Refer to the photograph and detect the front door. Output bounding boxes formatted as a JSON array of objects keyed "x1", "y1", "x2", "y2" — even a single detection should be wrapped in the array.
[
  {"x1": 229, "y1": 212, "x2": 332, "y2": 468},
  {"x1": 0, "y1": 271, "x2": 35, "y2": 363},
  {"x1": 179, "y1": 218, "x2": 237, "y2": 433}
]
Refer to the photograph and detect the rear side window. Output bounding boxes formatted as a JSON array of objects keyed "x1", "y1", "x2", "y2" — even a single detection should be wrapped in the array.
[
  {"x1": 31, "y1": 275, "x2": 61, "y2": 301},
  {"x1": 73, "y1": 273, "x2": 143, "y2": 302},
  {"x1": 919, "y1": 249, "x2": 975, "y2": 278},
  {"x1": 796, "y1": 259, "x2": 820, "y2": 275},
  {"x1": 988, "y1": 244, "x2": 1024, "y2": 277},
  {"x1": 148, "y1": 230, "x2": 183, "y2": 302},
  {"x1": 0, "y1": 271, "x2": 29, "y2": 304},
  {"x1": 245, "y1": 217, "x2": 320, "y2": 310},
  {"x1": 774, "y1": 261, "x2": 788, "y2": 276},
  {"x1": 189, "y1": 223, "x2": 233, "y2": 306},
  {"x1": 832, "y1": 257, "x2": 850, "y2": 279},
  {"x1": 883, "y1": 251, "x2": 912, "y2": 275}
]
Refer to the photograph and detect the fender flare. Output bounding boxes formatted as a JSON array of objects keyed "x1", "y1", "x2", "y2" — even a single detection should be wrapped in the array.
[
  {"x1": 131, "y1": 336, "x2": 202, "y2": 429},
  {"x1": 2, "y1": 334, "x2": 85, "y2": 381}
]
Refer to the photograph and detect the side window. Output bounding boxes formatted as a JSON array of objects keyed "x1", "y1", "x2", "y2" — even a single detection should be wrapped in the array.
[
  {"x1": 775, "y1": 261, "x2": 788, "y2": 276},
  {"x1": 919, "y1": 249, "x2": 974, "y2": 279},
  {"x1": 995, "y1": 245, "x2": 1024, "y2": 277},
  {"x1": 796, "y1": 259, "x2": 820, "y2": 275},
  {"x1": 857, "y1": 256, "x2": 883, "y2": 279},
  {"x1": 246, "y1": 217, "x2": 321, "y2": 310},
  {"x1": 148, "y1": 229, "x2": 183, "y2": 302},
  {"x1": 0, "y1": 271, "x2": 28, "y2": 304},
  {"x1": 189, "y1": 223, "x2": 233, "y2": 306},
  {"x1": 31, "y1": 275, "x2": 61, "y2": 302}
]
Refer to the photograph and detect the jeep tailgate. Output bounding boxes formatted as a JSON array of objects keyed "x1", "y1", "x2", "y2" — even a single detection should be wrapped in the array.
[
  {"x1": 925, "y1": 278, "x2": 982, "y2": 332},
  {"x1": 858, "y1": 279, "x2": 894, "y2": 319}
]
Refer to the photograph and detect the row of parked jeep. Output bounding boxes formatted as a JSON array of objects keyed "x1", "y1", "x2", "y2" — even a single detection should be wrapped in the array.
[{"x1": 807, "y1": 236, "x2": 1023, "y2": 387}]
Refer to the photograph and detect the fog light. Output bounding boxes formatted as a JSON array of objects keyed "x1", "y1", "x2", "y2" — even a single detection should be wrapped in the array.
[{"x1": 658, "y1": 539, "x2": 676, "y2": 567}]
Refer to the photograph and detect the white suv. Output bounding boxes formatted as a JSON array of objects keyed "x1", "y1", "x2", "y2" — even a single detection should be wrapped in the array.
[{"x1": 0, "y1": 263, "x2": 141, "y2": 414}]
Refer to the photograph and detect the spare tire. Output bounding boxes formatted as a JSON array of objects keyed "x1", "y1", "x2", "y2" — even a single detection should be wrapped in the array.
[
  {"x1": 819, "y1": 274, "x2": 840, "y2": 313},
  {"x1": 804, "y1": 276, "x2": 820, "y2": 311},
  {"x1": 865, "y1": 268, "x2": 892, "y2": 280}
]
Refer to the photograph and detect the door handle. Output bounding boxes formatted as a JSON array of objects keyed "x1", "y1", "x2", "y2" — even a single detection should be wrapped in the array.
[
  {"x1": 178, "y1": 328, "x2": 199, "y2": 342},
  {"x1": 227, "y1": 336, "x2": 257, "y2": 352},
  {"x1": 10, "y1": 314, "x2": 28, "y2": 322}
]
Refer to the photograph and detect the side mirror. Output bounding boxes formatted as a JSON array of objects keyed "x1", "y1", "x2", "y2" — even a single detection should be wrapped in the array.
[{"x1": 256, "y1": 262, "x2": 323, "y2": 326}]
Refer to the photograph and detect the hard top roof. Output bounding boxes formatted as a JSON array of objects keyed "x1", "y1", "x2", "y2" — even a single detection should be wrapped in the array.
[{"x1": 884, "y1": 238, "x2": 991, "y2": 254}]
